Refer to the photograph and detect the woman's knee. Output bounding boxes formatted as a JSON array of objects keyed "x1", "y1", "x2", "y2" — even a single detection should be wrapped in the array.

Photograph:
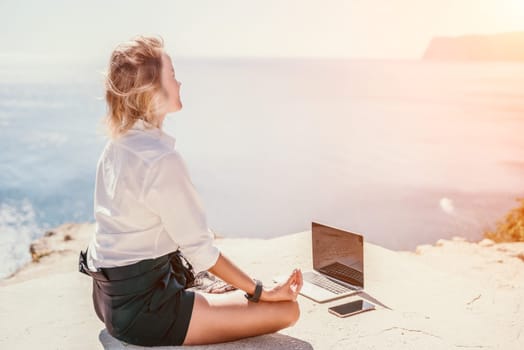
[{"x1": 280, "y1": 300, "x2": 300, "y2": 328}]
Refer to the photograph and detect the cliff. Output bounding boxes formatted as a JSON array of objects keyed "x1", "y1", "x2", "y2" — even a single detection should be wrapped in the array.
[
  {"x1": 0, "y1": 223, "x2": 523, "y2": 349},
  {"x1": 422, "y1": 32, "x2": 524, "y2": 61}
]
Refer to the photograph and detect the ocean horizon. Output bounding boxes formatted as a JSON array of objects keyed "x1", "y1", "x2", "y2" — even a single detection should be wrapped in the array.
[{"x1": 1, "y1": 56, "x2": 524, "y2": 279}]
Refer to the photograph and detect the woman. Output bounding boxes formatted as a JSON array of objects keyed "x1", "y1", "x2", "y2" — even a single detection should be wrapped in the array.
[{"x1": 78, "y1": 35, "x2": 303, "y2": 346}]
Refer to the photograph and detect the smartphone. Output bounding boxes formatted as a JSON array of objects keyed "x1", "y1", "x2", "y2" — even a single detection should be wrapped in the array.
[{"x1": 328, "y1": 299, "x2": 375, "y2": 318}]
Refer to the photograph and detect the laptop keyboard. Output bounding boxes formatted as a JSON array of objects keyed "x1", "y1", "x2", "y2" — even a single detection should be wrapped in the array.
[
  {"x1": 319, "y1": 262, "x2": 364, "y2": 285},
  {"x1": 304, "y1": 272, "x2": 354, "y2": 295}
]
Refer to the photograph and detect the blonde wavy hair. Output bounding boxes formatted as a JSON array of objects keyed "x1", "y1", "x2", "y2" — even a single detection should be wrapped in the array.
[{"x1": 103, "y1": 35, "x2": 168, "y2": 139}]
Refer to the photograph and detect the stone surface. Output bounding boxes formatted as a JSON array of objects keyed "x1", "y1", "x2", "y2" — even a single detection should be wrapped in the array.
[{"x1": 1, "y1": 223, "x2": 523, "y2": 349}]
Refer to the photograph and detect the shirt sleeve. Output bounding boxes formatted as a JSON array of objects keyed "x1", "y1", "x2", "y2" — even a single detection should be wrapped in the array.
[{"x1": 142, "y1": 151, "x2": 220, "y2": 273}]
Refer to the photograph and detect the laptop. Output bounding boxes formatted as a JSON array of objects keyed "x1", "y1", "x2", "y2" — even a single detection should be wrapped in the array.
[{"x1": 273, "y1": 221, "x2": 365, "y2": 303}]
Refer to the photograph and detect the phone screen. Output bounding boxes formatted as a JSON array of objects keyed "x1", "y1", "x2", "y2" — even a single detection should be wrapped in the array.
[{"x1": 328, "y1": 299, "x2": 374, "y2": 317}]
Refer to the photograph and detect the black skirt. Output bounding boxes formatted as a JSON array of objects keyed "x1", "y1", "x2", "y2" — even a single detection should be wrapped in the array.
[{"x1": 78, "y1": 249, "x2": 195, "y2": 346}]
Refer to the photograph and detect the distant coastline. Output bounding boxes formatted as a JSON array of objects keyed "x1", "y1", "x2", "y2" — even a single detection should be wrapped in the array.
[{"x1": 422, "y1": 31, "x2": 524, "y2": 61}]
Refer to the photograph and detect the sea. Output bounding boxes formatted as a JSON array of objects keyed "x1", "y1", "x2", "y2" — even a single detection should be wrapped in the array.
[{"x1": 1, "y1": 56, "x2": 524, "y2": 279}]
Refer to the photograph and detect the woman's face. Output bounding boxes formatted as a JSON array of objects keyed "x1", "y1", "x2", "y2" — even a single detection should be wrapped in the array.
[{"x1": 160, "y1": 53, "x2": 182, "y2": 114}]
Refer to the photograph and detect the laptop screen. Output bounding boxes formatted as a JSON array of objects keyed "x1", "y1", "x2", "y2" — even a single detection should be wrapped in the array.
[{"x1": 312, "y1": 222, "x2": 364, "y2": 288}]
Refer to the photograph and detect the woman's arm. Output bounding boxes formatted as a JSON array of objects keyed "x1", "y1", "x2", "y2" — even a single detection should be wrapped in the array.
[
  {"x1": 141, "y1": 152, "x2": 302, "y2": 299},
  {"x1": 208, "y1": 252, "x2": 303, "y2": 302}
]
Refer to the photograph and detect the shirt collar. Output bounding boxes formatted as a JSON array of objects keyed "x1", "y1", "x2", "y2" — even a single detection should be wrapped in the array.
[
  {"x1": 130, "y1": 118, "x2": 158, "y2": 133},
  {"x1": 130, "y1": 118, "x2": 176, "y2": 149}
]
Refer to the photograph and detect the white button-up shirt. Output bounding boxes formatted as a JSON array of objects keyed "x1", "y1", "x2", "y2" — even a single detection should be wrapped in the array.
[{"x1": 86, "y1": 119, "x2": 220, "y2": 273}]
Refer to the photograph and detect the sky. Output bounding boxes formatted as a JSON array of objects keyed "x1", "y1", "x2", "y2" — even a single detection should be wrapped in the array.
[{"x1": 1, "y1": 0, "x2": 524, "y2": 61}]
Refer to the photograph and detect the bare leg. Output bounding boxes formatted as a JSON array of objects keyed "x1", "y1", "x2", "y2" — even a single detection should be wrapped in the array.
[{"x1": 183, "y1": 289, "x2": 300, "y2": 345}]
